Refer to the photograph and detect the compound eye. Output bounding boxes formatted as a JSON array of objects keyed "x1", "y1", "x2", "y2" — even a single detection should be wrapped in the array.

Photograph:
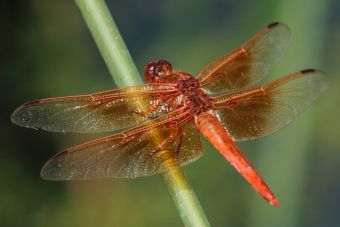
[
  {"x1": 144, "y1": 61, "x2": 157, "y2": 76},
  {"x1": 155, "y1": 60, "x2": 173, "y2": 76},
  {"x1": 144, "y1": 61, "x2": 158, "y2": 83}
]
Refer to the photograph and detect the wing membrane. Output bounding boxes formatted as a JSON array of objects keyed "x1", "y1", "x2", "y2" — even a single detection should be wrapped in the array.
[
  {"x1": 40, "y1": 114, "x2": 203, "y2": 180},
  {"x1": 211, "y1": 70, "x2": 329, "y2": 141},
  {"x1": 11, "y1": 84, "x2": 177, "y2": 133},
  {"x1": 196, "y1": 22, "x2": 290, "y2": 93}
]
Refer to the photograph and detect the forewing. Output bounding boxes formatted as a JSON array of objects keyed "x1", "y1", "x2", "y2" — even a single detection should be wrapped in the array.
[
  {"x1": 11, "y1": 84, "x2": 177, "y2": 133},
  {"x1": 40, "y1": 115, "x2": 203, "y2": 180},
  {"x1": 211, "y1": 70, "x2": 329, "y2": 141},
  {"x1": 196, "y1": 22, "x2": 290, "y2": 93}
]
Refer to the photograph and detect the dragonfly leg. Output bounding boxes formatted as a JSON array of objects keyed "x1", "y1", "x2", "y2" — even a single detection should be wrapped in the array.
[
  {"x1": 150, "y1": 123, "x2": 176, "y2": 156},
  {"x1": 141, "y1": 123, "x2": 182, "y2": 166}
]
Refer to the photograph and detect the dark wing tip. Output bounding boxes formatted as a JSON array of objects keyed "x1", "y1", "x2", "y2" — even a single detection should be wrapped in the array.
[
  {"x1": 267, "y1": 22, "x2": 289, "y2": 32},
  {"x1": 301, "y1": 69, "x2": 316, "y2": 74},
  {"x1": 300, "y1": 69, "x2": 330, "y2": 93},
  {"x1": 300, "y1": 69, "x2": 329, "y2": 80},
  {"x1": 267, "y1": 22, "x2": 280, "y2": 29}
]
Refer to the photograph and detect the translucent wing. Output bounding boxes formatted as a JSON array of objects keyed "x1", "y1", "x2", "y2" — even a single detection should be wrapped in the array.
[
  {"x1": 196, "y1": 22, "x2": 290, "y2": 93},
  {"x1": 211, "y1": 69, "x2": 329, "y2": 141},
  {"x1": 40, "y1": 113, "x2": 203, "y2": 180},
  {"x1": 11, "y1": 84, "x2": 178, "y2": 133}
]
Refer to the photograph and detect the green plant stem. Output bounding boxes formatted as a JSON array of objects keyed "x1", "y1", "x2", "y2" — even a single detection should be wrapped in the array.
[
  {"x1": 75, "y1": 0, "x2": 141, "y2": 87},
  {"x1": 161, "y1": 161, "x2": 211, "y2": 227},
  {"x1": 74, "y1": 0, "x2": 210, "y2": 226}
]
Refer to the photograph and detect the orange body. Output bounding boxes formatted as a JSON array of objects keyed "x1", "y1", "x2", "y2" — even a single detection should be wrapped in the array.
[
  {"x1": 11, "y1": 22, "x2": 329, "y2": 206},
  {"x1": 196, "y1": 112, "x2": 278, "y2": 206}
]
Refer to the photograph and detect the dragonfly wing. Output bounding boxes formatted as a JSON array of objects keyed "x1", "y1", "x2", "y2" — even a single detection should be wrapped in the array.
[
  {"x1": 40, "y1": 113, "x2": 203, "y2": 180},
  {"x1": 211, "y1": 69, "x2": 329, "y2": 141},
  {"x1": 196, "y1": 22, "x2": 290, "y2": 93},
  {"x1": 11, "y1": 84, "x2": 177, "y2": 133}
]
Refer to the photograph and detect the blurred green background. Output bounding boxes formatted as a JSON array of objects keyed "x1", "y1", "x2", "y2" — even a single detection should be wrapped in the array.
[{"x1": 1, "y1": 0, "x2": 339, "y2": 226}]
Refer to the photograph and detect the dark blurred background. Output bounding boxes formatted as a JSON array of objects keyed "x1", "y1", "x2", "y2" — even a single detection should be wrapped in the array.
[{"x1": 1, "y1": 0, "x2": 339, "y2": 226}]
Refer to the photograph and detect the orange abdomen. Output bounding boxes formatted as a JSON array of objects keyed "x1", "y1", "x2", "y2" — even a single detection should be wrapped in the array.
[{"x1": 195, "y1": 112, "x2": 279, "y2": 206}]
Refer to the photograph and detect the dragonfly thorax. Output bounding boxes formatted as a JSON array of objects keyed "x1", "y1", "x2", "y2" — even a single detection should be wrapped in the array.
[
  {"x1": 173, "y1": 76, "x2": 212, "y2": 114},
  {"x1": 177, "y1": 76, "x2": 200, "y2": 93},
  {"x1": 185, "y1": 92, "x2": 213, "y2": 114}
]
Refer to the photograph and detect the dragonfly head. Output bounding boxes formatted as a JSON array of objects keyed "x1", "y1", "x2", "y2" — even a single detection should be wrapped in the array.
[{"x1": 144, "y1": 60, "x2": 173, "y2": 83}]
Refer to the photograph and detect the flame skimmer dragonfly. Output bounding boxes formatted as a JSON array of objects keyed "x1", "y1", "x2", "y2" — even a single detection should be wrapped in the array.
[{"x1": 11, "y1": 22, "x2": 329, "y2": 206}]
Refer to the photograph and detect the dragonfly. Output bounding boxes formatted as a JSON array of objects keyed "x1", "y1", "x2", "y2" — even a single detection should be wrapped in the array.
[{"x1": 11, "y1": 22, "x2": 329, "y2": 206}]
